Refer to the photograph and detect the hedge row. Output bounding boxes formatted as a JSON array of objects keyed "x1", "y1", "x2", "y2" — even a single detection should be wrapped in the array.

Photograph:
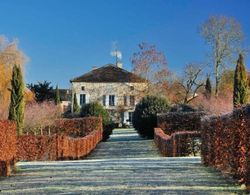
[
  {"x1": 154, "y1": 128, "x2": 200, "y2": 157},
  {"x1": 40, "y1": 117, "x2": 103, "y2": 137},
  {"x1": 201, "y1": 105, "x2": 250, "y2": 186},
  {"x1": 0, "y1": 120, "x2": 16, "y2": 176},
  {"x1": 157, "y1": 112, "x2": 205, "y2": 135},
  {"x1": 17, "y1": 129, "x2": 102, "y2": 161}
]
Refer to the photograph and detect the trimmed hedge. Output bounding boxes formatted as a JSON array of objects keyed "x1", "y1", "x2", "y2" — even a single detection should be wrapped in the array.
[
  {"x1": 54, "y1": 117, "x2": 103, "y2": 137},
  {"x1": 154, "y1": 128, "x2": 200, "y2": 157},
  {"x1": 17, "y1": 117, "x2": 103, "y2": 161},
  {"x1": 157, "y1": 111, "x2": 205, "y2": 135},
  {"x1": 0, "y1": 120, "x2": 16, "y2": 176},
  {"x1": 17, "y1": 130, "x2": 102, "y2": 161},
  {"x1": 201, "y1": 105, "x2": 250, "y2": 187}
]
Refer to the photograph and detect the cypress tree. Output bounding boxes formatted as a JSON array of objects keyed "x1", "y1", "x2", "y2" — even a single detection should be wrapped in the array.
[
  {"x1": 205, "y1": 77, "x2": 212, "y2": 98},
  {"x1": 55, "y1": 85, "x2": 60, "y2": 105},
  {"x1": 73, "y1": 93, "x2": 80, "y2": 113},
  {"x1": 233, "y1": 54, "x2": 248, "y2": 107},
  {"x1": 8, "y1": 64, "x2": 25, "y2": 135}
]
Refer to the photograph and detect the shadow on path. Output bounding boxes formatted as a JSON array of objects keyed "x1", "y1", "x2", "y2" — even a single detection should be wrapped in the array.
[{"x1": 0, "y1": 128, "x2": 243, "y2": 194}]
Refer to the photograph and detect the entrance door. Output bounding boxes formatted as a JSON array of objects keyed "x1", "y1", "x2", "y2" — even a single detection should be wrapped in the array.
[{"x1": 128, "y1": 112, "x2": 133, "y2": 124}]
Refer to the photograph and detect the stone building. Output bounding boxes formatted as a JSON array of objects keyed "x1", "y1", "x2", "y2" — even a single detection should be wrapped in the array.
[{"x1": 70, "y1": 64, "x2": 148, "y2": 125}]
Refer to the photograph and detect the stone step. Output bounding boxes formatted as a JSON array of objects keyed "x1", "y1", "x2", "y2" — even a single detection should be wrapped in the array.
[{"x1": 87, "y1": 128, "x2": 159, "y2": 159}]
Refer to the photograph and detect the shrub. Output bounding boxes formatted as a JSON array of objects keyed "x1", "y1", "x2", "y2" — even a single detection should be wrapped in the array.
[
  {"x1": 81, "y1": 102, "x2": 110, "y2": 125},
  {"x1": 133, "y1": 96, "x2": 170, "y2": 138},
  {"x1": 102, "y1": 122, "x2": 117, "y2": 142},
  {"x1": 81, "y1": 102, "x2": 113, "y2": 141}
]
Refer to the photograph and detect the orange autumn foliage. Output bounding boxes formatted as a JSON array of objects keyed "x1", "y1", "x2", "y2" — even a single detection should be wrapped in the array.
[{"x1": 0, "y1": 35, "x2": 27, "y2": 119}]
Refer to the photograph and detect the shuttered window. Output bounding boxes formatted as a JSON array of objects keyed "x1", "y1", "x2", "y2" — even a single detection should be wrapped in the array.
[
  {"x1": 109, "y1": 95, "x2": 115, "y2": 106},
  {"x1": 103, "y1": 95, "x2": 106, "y2": 106}
]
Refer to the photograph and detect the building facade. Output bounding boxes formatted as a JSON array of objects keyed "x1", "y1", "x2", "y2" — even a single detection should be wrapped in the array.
[{"x1": 70, "y1": 64, "x2": 148, "y2": 125}]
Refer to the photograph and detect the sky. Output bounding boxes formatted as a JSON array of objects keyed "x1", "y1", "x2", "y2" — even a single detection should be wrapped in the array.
[{"x1": 0, "y1": 0, "x2": 250, "y2": 88}]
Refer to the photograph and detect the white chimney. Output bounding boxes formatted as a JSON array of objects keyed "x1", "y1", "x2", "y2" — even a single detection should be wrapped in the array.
[{"x1": 117, "y1": 62, "x2": 123, "y2": 68}]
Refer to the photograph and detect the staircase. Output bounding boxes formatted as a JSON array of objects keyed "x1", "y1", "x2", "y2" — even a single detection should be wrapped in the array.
[
  {"x1": 87, "y1": 129, "x2": 159, "y2": 159},
  {"x1": 0, "y1": 129, "x2": 243, "y2": 194}
]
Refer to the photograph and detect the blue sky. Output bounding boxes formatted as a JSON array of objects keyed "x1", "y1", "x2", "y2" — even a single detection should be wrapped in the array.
[{"x1": 1, "y1": 0, "x2": 250, "y2": 88}]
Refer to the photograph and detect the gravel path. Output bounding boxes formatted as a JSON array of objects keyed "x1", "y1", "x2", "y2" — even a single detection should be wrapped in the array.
[{"x1": 0, "y1": 129, "x2": 243, "y2": 194}]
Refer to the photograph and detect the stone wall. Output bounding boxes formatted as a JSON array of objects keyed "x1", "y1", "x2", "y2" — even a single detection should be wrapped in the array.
[{"x1": 71, "y1": 82, "x2": 148, "y2": 123}]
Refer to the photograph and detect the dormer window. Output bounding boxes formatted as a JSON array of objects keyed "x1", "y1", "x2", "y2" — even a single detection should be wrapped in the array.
[{"x1": 81, "y1": 86, "x2": 85, "y2": 91}]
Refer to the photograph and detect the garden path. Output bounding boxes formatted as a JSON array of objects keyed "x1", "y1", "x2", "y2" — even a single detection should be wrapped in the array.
[{"x1": 0, "y1": 128, "x2": 243, "y2": 194}]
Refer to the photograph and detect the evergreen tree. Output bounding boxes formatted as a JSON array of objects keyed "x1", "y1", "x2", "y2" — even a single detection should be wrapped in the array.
[
  {"x1": 27, "y1": 81, "x2": 54, "y2": 102},
  {"x1": 205, "y1": 77, "x2": 212, "y2": 98},
  {"x1": 233, "y1": 54, "x2": 248, "y2": 107},
  {"x1": 73, "y1": 93, "x2": 80, "y2": 113},
  {"x1": 8, "y1": 64, "x2": 25, "y2": 135},
  {"x1": 55, "y1": 85, "x2": 60, "y2": 105}
]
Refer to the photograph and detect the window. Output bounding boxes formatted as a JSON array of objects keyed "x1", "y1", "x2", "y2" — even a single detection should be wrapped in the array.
[
  {"x1": 80, "y1": 94, "x2": 86, "y2": 106},
  {"x1": 130, "y1": 96, "x2": 135, "y2": 106},
  {"x1": 103, "y1": 95, "x2": 106, "y2": 106},
  {"x1": 109, "y1": 95, "x2": 115, "y2": 106},
  {"x1": 130, "y1": 86, "x2": 134, "y2": 90},
  {"x1": 128, "y1": 112, "x2": 133, "y2": 122},
  {"x1": 81, "y1": 86, "x2": 85, "y2": 91},
  {"x1": 124, "y1": 95, "x2": 127, "y2": 106}
]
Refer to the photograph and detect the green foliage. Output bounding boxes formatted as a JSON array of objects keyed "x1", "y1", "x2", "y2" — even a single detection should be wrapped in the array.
[
  {"x1": 73, "y1": 93, "x2": 80, "y2": 113},
  {"x1": 54, "y1": 85, "x2": 60, "y2": 105},
  {"x1": 8, "y1": 64, "x2": 25, "y2": 135},
  {"x1": 81, "y1": 102, "x2": 110, "y2": 126},
  {"x1": 27, "y1": 81, "x2": 54, "y2": 102},
  {"x1": 102, "y1": 122, "x2": 117, "y2": 142},
  {"x1": 205, "y1": 77, "x2": 212, "y2": 98},
  {"x1": 233, "y1": 54, "x2": 248, "y2": 107},
  {"x1": 132, "y1": 96, "x2": 170, "y2": 138},
  {"x1": 80, "y1": 102, "x2": 114, "y2": 141}
]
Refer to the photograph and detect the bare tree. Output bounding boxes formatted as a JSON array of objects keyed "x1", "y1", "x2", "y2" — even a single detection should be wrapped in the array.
[
  {"x1": 179, "y1": 64, "x2": 204, "y2": 104},
  {"x1": 200, "y1": 16, "x2": 244, "y2": 96},
  {"x1": 24, "y1": 101, "x2": 62, "y2": 135},
  {"x1": 131, "y1": 42, "x2": 169, "y2": 96}
]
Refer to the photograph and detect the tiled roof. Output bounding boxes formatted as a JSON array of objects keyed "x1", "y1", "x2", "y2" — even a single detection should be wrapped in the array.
[{"x1": 70, "y1": 64, "x2": 147, "y2": 83}]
